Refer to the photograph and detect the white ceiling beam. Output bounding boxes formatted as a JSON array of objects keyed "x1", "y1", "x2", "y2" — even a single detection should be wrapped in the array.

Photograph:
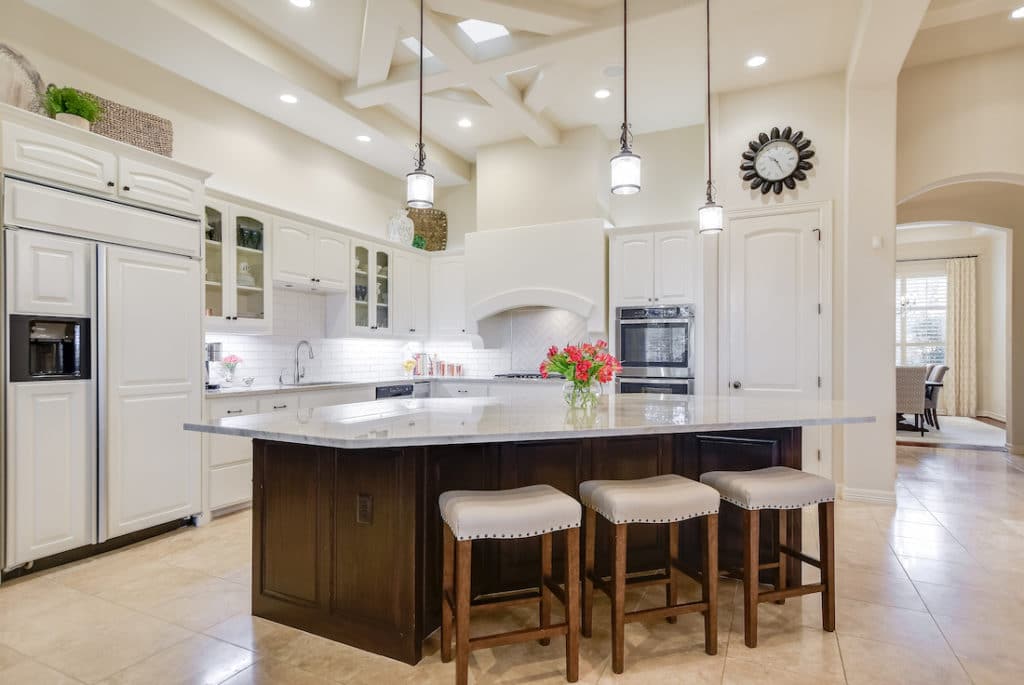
[
  {"x1": 390, "y1": 0, "x2": 560, "y2": 146},
  {"x1": 345, "y1": 0, "x2": 686, "y2": 109},
  {"x1": 357, "y1": 0, "x2": 399, "y2": 87},
  {"x1": 426, "y1": 0, "x2": 594, "y2": 35},
  {"x1": 920, "y1": 0, "x2": 1023, "y2": 29},
  {"x1": 523, "y1": 63, "x2": 568, "y2": 113},
  {"x1": 847, "y1": 0, "x2": 930, "y2": 86}
]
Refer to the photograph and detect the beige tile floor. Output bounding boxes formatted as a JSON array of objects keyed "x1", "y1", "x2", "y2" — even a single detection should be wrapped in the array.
[{"x1": 1, "y1": 445, "x2": 1022, "y2": 684}]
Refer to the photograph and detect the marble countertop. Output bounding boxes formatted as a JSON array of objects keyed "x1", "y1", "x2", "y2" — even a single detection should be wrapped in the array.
[
  {"x1": 185, "y1": 394, "x2": 875, "y2": 449},
  {"x1": 204, "y1": 375, "x2": 562, "y2": 399}
]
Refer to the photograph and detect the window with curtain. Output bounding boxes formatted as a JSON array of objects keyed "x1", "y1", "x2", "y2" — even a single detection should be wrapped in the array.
[{"x1": 895, "y1": 262, "x2": 947, "y2": 365}]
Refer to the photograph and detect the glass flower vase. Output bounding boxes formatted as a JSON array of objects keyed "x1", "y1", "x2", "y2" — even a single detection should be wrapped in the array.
[{"x1": 562, "y1": 379, "x2": 602, "y2": 409}]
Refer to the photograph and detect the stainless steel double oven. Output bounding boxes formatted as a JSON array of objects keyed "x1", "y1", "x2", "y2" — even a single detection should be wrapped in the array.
[{"x1": 615, "y1": 305, "x2": 695, "y2": 395}]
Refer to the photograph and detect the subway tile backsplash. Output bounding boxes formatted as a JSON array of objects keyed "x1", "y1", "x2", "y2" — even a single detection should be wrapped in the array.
[{"x1": 206, "y1": 290, "x2": 590, "y2": 385}]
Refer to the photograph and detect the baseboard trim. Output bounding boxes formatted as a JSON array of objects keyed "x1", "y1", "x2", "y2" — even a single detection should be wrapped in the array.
[
  {"x1": 977, "y1": 411, "x2": 1007, "y2": 423},
  {"x1": 840, "y1": 486, "x2": 897, "y2": 505},
  {"x1": 1008, "y1": 443, "x2": 1024, "y2": 457}
]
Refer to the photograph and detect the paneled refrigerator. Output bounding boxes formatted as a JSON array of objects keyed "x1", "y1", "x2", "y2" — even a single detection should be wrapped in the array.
[{"x1": 3, "y1": 202, "x2": 201, "y2": 570}]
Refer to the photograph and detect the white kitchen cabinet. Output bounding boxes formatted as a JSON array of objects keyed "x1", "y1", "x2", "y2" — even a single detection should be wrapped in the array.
[
  {"x1": 488, "y1": 382, "x2": 561, "y2": 402},
  {"x1": 7, "y1": 229, "x2": 92, "y2": 316},
  {"x1": 350, "y1": 241, "x2": 392, "y2": 335},
  {"x1": 393, "y1": 251, "x2": 430, "y2": 337},
  {"x1": 6, "y1": 380, "x2": 93, "y2": 566},
  {"x1": 430, "y1": 255, "x2": 467, "y2": 336},
  {"x1": 204, "y1": 200, "x2": 273, "y2": 334},
  {"x1": 610, "y1": 228, "x2": 696, "y2": 308},
  {"x1": 273, "y1": 219, "x2": 349, "y2": 293},
  {"x1": 117, "y1": 157, "x2": 203, "y2": 217},
  {"x1": 433, "y1": 382, "x2": 487, "y2": 398},
  {"x1": 257, "y1": 393, "x2": 299, "y2": 413},
  {"x1": 2, "y1": 121, "x2": 117, "y2": 196},
  {"x1": 205, "y1": 397, "x2": 258, "y2": 511}
]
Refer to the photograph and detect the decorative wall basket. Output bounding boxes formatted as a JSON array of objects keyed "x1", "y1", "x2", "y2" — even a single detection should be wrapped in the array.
[
  {"x1": 85, "y1": 92, "x2": 173, "y2": 156},
  {"x1": 408, "y1": 208, "x2": 448, "y2": 251}
]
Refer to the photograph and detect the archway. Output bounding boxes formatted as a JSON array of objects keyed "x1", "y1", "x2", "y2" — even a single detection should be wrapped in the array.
[{"x1": 897, "y1": 178, "x2": 1024, "y2": 454}]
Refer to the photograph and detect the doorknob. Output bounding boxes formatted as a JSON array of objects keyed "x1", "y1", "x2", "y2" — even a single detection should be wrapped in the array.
[{"x1": 732, "y1": 381, "x2": 742, "y2": 389}]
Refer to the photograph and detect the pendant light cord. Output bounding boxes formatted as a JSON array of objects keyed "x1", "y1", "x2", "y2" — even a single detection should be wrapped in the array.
[
  {"x1": 704, "y1": 0, "x2": 714, "y2": 203},
  {"x1": 619, "y1": 0, "x2": 632, "y2": 153},
  {"x1": 415, "y1": 0, "x2": 426, "y2": 172}
]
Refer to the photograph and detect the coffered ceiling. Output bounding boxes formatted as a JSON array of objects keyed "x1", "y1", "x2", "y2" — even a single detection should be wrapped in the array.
[{"x1": 23, "y1": 0, "x2": 1024, "y2": 186}]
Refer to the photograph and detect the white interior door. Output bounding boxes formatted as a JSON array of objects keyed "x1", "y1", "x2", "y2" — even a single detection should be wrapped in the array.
[
  {"x1": 102, "y1": 245, "x2": 201, "y2": 539},
  {"x1": 726, "y1": 208, "x2": 825, "y2": 474},
  {"x1": 6, "y1": 380, "x2": 94, "y2": 566}
]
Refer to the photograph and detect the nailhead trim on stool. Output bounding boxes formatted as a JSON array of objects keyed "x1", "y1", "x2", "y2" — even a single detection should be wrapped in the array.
[
  {"x1": 700, "y1": 466, "x2": 835, "y2": 511},
  {"x1": 439, "y1": 484, "x2": 582, "y2": 541},
  {"x1": 580, "y1": 474, "x2": 720, "y2": 524}
]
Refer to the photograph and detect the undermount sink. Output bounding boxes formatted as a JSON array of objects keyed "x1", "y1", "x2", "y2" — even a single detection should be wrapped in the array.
[{"x1": 278, "y1": 381, "x2": 342, "y2": 388}]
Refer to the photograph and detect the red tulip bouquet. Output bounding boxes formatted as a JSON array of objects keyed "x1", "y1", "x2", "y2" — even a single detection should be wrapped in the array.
[{"x1": 540, "y1": 340, "x2": 622, "y2": 408}]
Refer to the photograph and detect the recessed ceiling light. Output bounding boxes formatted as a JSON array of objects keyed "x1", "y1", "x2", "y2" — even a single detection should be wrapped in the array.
[
  {"x1": 746, "y1": 55, "x2": 767, "y2": 68},
  {"x1": 594, "y1": 88, "x2": 611, "y2": 99},
  {"x1": 1011, "y1": 6, "x2": 1024, "y2": 19},
  {"x1": 457, "y1": 118, "x2": 472, "y2": 128},
  {"x1": 401, "y1": 37, "x2": 433, "y2": 59},
  {"x1": 279, "y1": 93, "x2": 298, "y2": 104},
  {"x1": 356, "y1": 135, "x2": 371, "y2": 143},
  {"x1": 289, "y1": 0, "x2": 312, "y2": 8},
  {"x1": 457, "y1": 19, "x2": 509, "y2": 44}
]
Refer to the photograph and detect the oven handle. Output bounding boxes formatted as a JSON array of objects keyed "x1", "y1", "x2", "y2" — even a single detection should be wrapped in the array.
[
  {"x1": 618, "y1": 319, "x2": 692, "y2": 325},
  {"x1": 618, "y1": 377, "x2": 693, "y2": 385}
]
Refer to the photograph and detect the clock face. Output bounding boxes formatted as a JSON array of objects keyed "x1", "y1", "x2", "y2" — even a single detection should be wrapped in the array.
[
  {"x1": 740, "y1": 126, "x2": 815, "y2": 195},
  {"x1": 754, "y1": 140, "x2": 799, "y2": 181}
]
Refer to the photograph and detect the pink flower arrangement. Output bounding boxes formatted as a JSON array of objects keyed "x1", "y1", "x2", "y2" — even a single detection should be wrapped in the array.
[
  {"x1": 540, "y1": 340, "x2": 622, "y2": 387},
  {"x1": 221, "y1": 354, "x2": 243, "y2": 372}
]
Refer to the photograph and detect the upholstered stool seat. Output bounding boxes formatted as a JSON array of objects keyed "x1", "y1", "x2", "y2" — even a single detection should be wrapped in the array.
[
  {"x1": 440, "y1": 484, "x2": 582, "y2": 541},
  {"x1": 580, "y1": 474, "x2": 720, "y2": 524},
  {"x1": 700, "y1": 466, "x2": 836, "y2": 649},
  {"x1": 439, "y1": 485, "x2": 581, "y2": 685},
  {"x1": 580, "y1": 474, "x2": 719, "y2": 674},
  {"x1": 700, "y1": 466, "x2": 835, "y2": 511}
]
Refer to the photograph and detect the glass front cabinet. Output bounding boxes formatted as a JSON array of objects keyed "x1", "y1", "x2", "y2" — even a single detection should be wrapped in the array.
[
  {"x1": 350, "y1": 242, "x2": 392, "y2": 335},
  {"x1": 204, "y1": 199, "x2": 273, "y2": 334}
]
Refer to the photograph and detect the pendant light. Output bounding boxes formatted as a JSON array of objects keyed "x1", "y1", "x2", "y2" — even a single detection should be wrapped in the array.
[
  {"x1": 698, "y1": 0, "x2": 723, "y2": 234},
  {"x1": 610, "y1": 0, "x2": 641, "y2": 195},
  {"x1": 406, "y1": 0, "x2": 434, "y2": 208}
]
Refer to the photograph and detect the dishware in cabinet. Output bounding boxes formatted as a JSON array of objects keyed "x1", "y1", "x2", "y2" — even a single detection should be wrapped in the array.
[
  {"x1": 204, "y1": 199, "x2": 272, "y2": 334},
  {"x1": 351, "y1": 242, "x2": 392, "y2": 334}
]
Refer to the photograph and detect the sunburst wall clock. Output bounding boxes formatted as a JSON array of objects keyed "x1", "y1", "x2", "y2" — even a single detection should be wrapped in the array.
[{"x1": 740, "y1": 126, "x2": 815, "y2": 195}]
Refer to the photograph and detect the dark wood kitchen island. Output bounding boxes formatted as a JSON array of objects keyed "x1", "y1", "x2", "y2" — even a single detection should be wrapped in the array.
[{"x1": 185, "y1": 394, "x2": 873, "y2": 665}]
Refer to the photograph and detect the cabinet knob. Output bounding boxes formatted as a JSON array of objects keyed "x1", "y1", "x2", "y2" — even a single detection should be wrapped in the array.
[
  {"x1": 106, "y1": 181, "x2": 115, "y2": 187},
  {"x1": 732, "y1": 381, "x2": 742, "y2": 389},
  {"x1": 123, "y1": 185, "x2": 131, "y2": 192}
]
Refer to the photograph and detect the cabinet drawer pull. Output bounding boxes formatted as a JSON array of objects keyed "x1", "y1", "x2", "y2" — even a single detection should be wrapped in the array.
[
  {"x1": 273, "y1": 404, "x2": 288, "y2": 410},
  {"x1": 226, "y1": 409, "x2": 244, "y2": 415}
]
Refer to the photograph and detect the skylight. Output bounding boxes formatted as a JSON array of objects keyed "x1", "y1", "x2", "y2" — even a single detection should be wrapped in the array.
[
  {"x1": 457, "y1": 19, "x2": 509, "y2": 44},
  {"x1": 401, "y1": 36, "x2": 433, "y2": 59}
]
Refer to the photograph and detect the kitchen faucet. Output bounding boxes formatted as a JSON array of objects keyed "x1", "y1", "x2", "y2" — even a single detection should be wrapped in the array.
[{"x1": 293, "y1": 340, "x2": 314, "y2": 385}]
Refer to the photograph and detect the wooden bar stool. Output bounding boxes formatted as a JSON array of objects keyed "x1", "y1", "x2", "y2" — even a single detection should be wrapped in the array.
[
  {"x1": 579, "y1": 474, "x2": 720, "y2": 675},
  {"x1": 439, "y1": 485, "x2": 582, "y2": 685},
  {"x1": 700, "y1": 466, "x2": 836, "y2": 648}
]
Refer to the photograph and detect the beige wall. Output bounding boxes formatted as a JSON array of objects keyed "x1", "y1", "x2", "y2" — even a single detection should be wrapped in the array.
[
  {"x1": 898, "y1": 46, "x2": 1024, "y2": 200},
  {"x1": 896, "y1": 227, "x2": 1008, "y2": 421},
  {"x1": 1, "y1": 0, "x2": 404, "y2": 238},
  {"x1": 475, "y1": 126, "x2": 609, "y2": 231},
  {"x1": 435, "y1": 167, "x2": 477, "y2": 250}
]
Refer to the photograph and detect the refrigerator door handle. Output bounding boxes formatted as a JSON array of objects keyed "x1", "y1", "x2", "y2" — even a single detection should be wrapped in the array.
[{"x1": 96, "y1": 244, "x2": 108, "y2": 543}]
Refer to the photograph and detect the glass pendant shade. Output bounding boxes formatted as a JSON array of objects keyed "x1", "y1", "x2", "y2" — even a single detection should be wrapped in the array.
[
  {"x1": 610, "y1": 151, "x2": 642, "y2": 195},
  {"x1": 406, "y1": 170, "x2": 434, "y2": 209},
  {"x1": 698, "y1": 201, "x2": 723, "y2": 234}
]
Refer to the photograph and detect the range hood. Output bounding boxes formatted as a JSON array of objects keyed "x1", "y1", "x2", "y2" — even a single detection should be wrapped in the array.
[{"x1": 465, "y1": 219, "x2": 607, "y2": 333}]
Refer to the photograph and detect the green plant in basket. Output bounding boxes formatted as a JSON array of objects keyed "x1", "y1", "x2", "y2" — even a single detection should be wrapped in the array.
[{"x1": 44, "y1": 85, "x2": 103, "y2": 122}]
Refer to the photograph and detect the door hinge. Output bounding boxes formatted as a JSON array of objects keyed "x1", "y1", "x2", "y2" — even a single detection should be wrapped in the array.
[{"x1": 817, "y1": 376, "x2": 822, "y2": 388}]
